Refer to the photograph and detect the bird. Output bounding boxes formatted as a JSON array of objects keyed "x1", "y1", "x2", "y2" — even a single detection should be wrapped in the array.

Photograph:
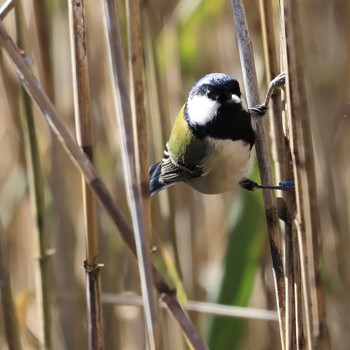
[{"x1": 149, "y1": 72, "x2": 289, "y2": 196}]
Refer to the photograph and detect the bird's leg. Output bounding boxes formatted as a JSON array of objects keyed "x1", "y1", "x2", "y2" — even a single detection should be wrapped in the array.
[
  {"x1": 248, "y1": 72, "x2": 286, "y2": 118},
  {"x1": 244, "y1": 73, "x2": 291, "y2": 193},
  {"x1": 262, "y1": 72, "x2": 286, "y2": 107},
  {"x1": 239, "y1": 178, "x2": 294, "y2": 192}
]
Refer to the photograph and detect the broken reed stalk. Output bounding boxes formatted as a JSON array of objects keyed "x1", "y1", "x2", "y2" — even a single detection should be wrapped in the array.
[
  {"x1": 102, "y1": 1, "x2": 159, "y2": 349},
  {"x1": 68, "y1": 1, "x2": 104, "y2": 349},
  {"x1": 0, "y1": 18, "x2": 209, "y2": 350},
  {"x1": 280, "y1": 0, "x2": 330, "y2": 349},
  {"x1": 15, "y1": 4, "x2": 52, "y2": 349},
  {"x1": 230, "y1": 0, "x2": 286, "y2": 348},
  {"x1": 0, "y1": 220, "x2": 22, "y2": 350}
]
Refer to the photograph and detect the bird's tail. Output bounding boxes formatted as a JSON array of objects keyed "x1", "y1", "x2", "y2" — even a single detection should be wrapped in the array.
[{"x1": 149, "y1": 162, "x2": 170, "y2": 196}]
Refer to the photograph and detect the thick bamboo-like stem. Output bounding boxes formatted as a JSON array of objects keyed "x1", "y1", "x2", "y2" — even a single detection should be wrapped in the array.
[
  {"x1": 280, "y1": 0, "x2": 330, "y2": 349},
  {"x1": 231, "y1": 1, "x2": 285, "y2": 348},
  {"x1": 0, "y1": 220, "x2": 22, "y2": 350},
  {"x1": 15, "y1": 5, "x2": 52, "y2": 349},
  {"x1": 68, "y1": 1, "x2": 104, "y2": 349},
  {"x1": 102, "y1": 1, "x2": 159, "y2": 349},
  {"x1": 0, "y1": 19, "x2": 208, "y2": 350}
]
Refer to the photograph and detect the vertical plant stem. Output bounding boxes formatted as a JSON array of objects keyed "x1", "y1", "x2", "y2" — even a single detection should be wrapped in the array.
[
  {"x1": 259, "y1": 1, "x2": 299, "y2": 348},
  {"x1": 33, "y1": 2, "x2": 87, "y2": 348},
  {"x1": 68, "y1": 1, "x2": 104, "y2": 349},
  {"x1": 102, "y1": 1, "x2": 159, "y2": 348},
  {"x1": 15, "y1": 5, "x2": 52, "y2": 349},
  {"x1": 258, "y1": 0, "x2": 285, "y2": 179},
  {"x1": 0, "y1": 220, "x2": 22, "y2": 350},
  {"x1": 280, "y1": 0, "x2": 330, "y2": 348},
  {"x1": 231, "y1": 1, "x2": 286, "y2": 348},
  {"x1": 126, "y1": 1, "x2": 161, "y2": 342}
]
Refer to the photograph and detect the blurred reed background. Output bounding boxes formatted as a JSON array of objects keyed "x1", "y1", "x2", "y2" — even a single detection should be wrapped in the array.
[{"x1": 0, "y1": 0, "x2": 349, "y2": 349}]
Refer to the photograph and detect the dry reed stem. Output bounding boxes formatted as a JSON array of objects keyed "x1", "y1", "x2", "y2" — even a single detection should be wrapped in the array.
[
  {"x1": 102, "y1": 1, "x2": 159, "y2": 348},
  {"x1": 68, "y1": 1, "x2": 104, "y2": 349},
  {"x1": 15, "y1": 4, "x2": 52, "y2": 349},
  {"x1": 231, "y1": 1, "x2": 286, "y2": 348},
  {"x1": 0, "y1": 220, "x2": 22, "y2": 350},
  {"x1": 125, "y1": 0, "x2": 161, "y2": 342},
  {"x1": 126, "y1": 1, "x2": 162, "y2": 343},
  {"x1": 258, "y1": 1, "x2": 300, "y2": 348},
  {"x1": 0, "y1": 19, "x2": 208, "y2": 350},
  {"x1": 280, "y1": 0, "x2": 330, "y2": 348},
  {"x1": 32, "y1": 3, "x2": 86, "y2": 346}
]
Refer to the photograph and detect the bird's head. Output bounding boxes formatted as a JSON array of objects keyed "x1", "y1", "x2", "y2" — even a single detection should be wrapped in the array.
[{"x1": 185, "y1": 73, "x2": 243, "y2": 129}]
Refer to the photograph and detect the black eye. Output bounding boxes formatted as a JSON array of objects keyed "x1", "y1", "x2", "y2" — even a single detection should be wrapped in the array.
[{"x1": 206, "y1": 90, "x2": 217, "y2": 100}]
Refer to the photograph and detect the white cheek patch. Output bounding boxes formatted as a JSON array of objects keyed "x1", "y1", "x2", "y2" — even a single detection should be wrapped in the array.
[{"x1": 186, "y1": 95, "x2": 219, "y2": 126}]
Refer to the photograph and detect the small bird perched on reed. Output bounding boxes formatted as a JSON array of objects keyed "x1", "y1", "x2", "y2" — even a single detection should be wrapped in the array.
[{"x1": 149, "y1": 72, "x2": 292, "y2": 196}]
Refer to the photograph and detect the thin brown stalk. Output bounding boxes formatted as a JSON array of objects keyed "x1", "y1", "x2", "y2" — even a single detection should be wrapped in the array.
[
  {"x1": 125, "y1": 1, "x2": 160, "y2": 341},
  {"x1": 126, "y1": 1, "x2": 162, "y2": 342},
  {"x1": 15, "y1": 4, "x2": 52, "y2": 349},
  {"x1": 68, "y1": 1, "x2": 104, "y2": 349},
  {"x1": 230, "y1": 1, "x2": 286, "y2": 348},
  {"x1": 32, "y1": 2, "x2": 86, "y2": 347},
  {"x1": 258, "y1": 1, "x2": 299, "y2": 349},
  {"x1": 0, "y1": 220, "x2": 22, "y2": 350},
  {"x1": 258, "y1": 0, "x2": 286, "y2": 180},
  {"x1": 102, "y1": 1, "x2": 159, "y2": 349},
  {"x1": 0, "y1": 19, "x2": 208, "y2": 350},
  {"x1": 280, "y1": 0, "x2": 330, "y2": 348}
]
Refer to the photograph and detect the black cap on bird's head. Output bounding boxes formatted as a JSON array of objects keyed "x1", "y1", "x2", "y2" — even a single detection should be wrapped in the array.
[
  {"x1": 184, "y1": 73, "x2": 254, "y2": 146},
  {"x1": 189, "y1": 73, "x2": 242, "y2": 102}
]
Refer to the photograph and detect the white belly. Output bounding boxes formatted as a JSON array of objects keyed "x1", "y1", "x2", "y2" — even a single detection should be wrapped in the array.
[{"x1": 186, "y1": 139, "x2": 251, "y2": 194}]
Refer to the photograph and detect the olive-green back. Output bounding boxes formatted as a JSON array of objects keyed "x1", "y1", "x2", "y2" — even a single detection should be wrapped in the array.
[{"x1": 167, "y1": 104, "x2": 207, "y2": 170}]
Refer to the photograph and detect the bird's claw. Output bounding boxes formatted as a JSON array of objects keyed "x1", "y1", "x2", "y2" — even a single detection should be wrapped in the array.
[
  {"x1": 269, "y1": 72, "x2": 286, "y2": 90},
  {"x1": 248, "y1": 104, "x2": 269, "y2": 118}
]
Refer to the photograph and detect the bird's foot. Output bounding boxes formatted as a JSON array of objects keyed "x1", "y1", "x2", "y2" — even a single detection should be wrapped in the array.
[
  {"x1": 269, "y1": 72, "x2": 286, "y2": 91},
  {"x1": 248, "y1": 104, "x2": 269, "y2": 118},
  {"x1": 239, "y1": 178, "x2": 294, "y2": 191},
  {"x1": 249, "y1": 72, "x2": 287, "y2": 118}
]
